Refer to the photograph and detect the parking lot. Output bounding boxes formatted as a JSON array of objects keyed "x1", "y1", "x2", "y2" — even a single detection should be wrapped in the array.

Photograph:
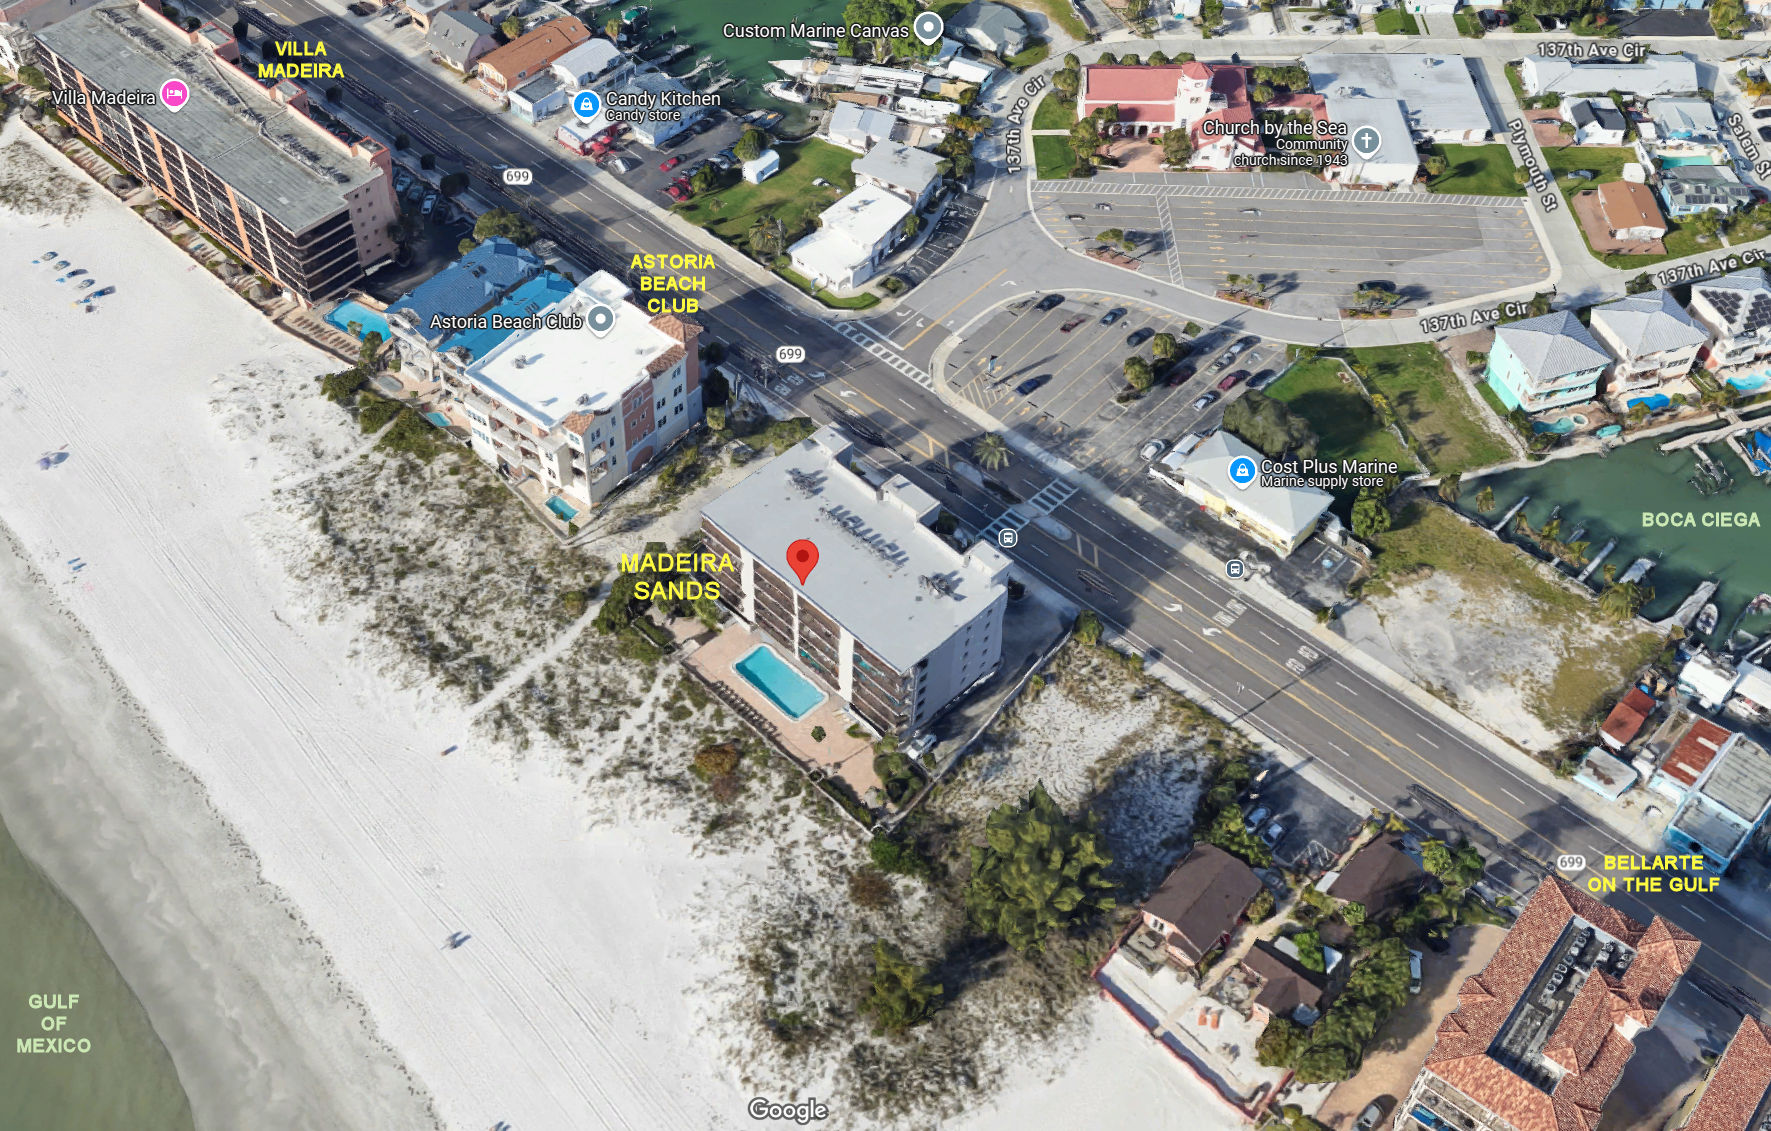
[
  {"x1": 945, "y1": 292, "x2": 1289, "y2": 493},
  {"x1": 895, "y1": 193, "x2": 984, "y2": 289},
  {"x1": 1031, "y1": 179, "x2": 1549, "y2": 319},
  {"x1": 604, "y1": 111, "x2": 754, "y2": 203}
]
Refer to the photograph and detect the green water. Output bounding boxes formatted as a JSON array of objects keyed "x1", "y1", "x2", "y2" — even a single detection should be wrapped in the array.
[
  {"x1": 1472, "y1": 423, "x2": 1771, "y2": 646},
  {"x1": 0, "y1": 810, "x2": 195, "y2": 1131},
  {"x1": 622, "y1": 0, "x2": 849, "y2": 119}
]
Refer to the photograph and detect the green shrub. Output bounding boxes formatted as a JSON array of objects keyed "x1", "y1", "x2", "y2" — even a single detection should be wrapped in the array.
[
  {"x1": 357, "y1": 392, "x2": 402, "y2": 433},
  {"x1": 694, "y1": 742, "x2": 741, "y2": 777},
  {"x1": 868, "y1": 834, "x2": 932, "y2": 879}
]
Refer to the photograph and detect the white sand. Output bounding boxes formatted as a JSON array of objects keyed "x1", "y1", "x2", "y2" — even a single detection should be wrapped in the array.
[{"x1": 0, "y1": 119, "x2": 1247, "y2": 1131}]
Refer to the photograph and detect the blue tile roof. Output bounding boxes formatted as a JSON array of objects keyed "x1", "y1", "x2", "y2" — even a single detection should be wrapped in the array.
[
  {"x1": 440, "y1": 272, "x2": 577, "y2": 361},
  {"x1": 388, "y1": 238, "x2": 545, "y2": 344}
]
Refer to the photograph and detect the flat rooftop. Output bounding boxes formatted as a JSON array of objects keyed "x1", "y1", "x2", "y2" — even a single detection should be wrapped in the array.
[
  {"x1": 467, "y1": 271, "x2": 678, "y2": 429},
  {"x1": 39, "y1": 2, "x2": 381, "y2": 232},
  {"x1": 702, "y1": 426, "x2": 1009, "y2": 671},
  {"x1": 1305, "y1": 51, "x2": 1489, "y2": 136},
  {"x1": 1697, "y1": 733, "x2": 1771, "y2": 821}
]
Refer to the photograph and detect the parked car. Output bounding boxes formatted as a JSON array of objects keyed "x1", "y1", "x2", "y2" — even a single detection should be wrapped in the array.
[
  {"x1": 1248, "y1": 369, "x2": 1279, "y2": 390},
  {"x1": 1232, "y1": 335, "x2": 1258, "y2": 353},
  {"x1": 420, "y1": 192, "x2": 438, "y2": 216},
  {"x1": 389, "y1": 12, "x2": 410, "y2": 26},
  {"x1": 1355, "y1": 1101, "x2": 1386, "y2": 1131},
  {"x1": 1260, "y1": 820, "x2": 1285, "y2": 849},
  {"x1": 393, "y1": 172, "x2": 412, "y2": 194},
  {"x1": 1218, "y1": 369, "x2": 1248, "y2": 392},
  {"x1": 1035, "y1": 294, "x2": 1064, "y2": 311},
  {"x1": 1243, "y1": 805, "x2": 1270, "y2": 833},
  {"x1": 714, "y1": 148, "x2": 738, "y2": 168},
  {"x1": 1095, "y1": 201, "x2": 1112, "y2": 211},
  {"x1": 1015, "y1": 376, "x2": 1048, "y2": 396},
  {"x1": 1100, "y1": 306, "x2": 1127, "y2": 326},
  {"x1": 405, "y1": 181, "x2": 425, "y2": 203},
  {"x1": 1756, "y1": 107, "x2": 1771, "y2": 120},
  {"x1": 1163, "y1": 363, "x2": 1196, "y2": 387},
  {"x1": 1139, "y1": 439, "x2": 1167, "y2": 461},
  {"x1": 1060, "y1": 315, "x2": 1087, "y2": 332},
  {"x1": 1408, "y1": 949, "x2": 1424, "y2": 995},
  {"x1": 1758, "y1": 126, "x2": 1771, "y2": 142},
  {"x1": 1126, "y1": 327, "x2": 1153, "y2": 347},
  {"x1": 659, "y1": 155, "x2": 683, "y2": 172},
  {"x1": 663, "y1": 183, "x2": 688, "y2": 201},
  {"x1": 1193, "y1": 391, "x2": 1220, "y2": 411},
  {"x1": 691, "y1": 116, "x2": 718, "y2": 134},
  {"x1": 1065, "y1": 213, "x2": 1085, "y2": 221}
]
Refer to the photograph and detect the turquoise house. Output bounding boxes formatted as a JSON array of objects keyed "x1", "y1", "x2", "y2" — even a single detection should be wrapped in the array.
[{"x1": 1485, "y1": 310, "x2": 1612, "y2": 414}]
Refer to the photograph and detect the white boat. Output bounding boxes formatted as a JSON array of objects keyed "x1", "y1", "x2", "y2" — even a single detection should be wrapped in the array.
[
  {"x1": 763, "y1": 80, "x2": 812, "y2": 103},
  {"x1": 1697, "y1": 604, "x2": 1719, "y2": 635}
]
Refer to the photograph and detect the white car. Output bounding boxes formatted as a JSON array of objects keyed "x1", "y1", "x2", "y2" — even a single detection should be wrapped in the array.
[
  {"x1": 1139, "y1": 439, "x2": 1167, "y2": 461},
  {"x1": 1260, "y1": 820, "x2": 1285, "y2": 849},
  {"x1": 1409, "y1": 948, "x2": 1424, "y2": 994},
  {"x1": 1243, "y1": 805, "x2": 1270, "y2": 834}
]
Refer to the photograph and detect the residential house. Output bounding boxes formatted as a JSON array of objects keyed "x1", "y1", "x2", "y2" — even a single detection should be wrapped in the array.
[
  {"x1": 474, "y1": 16, "x2": 590, "y2": 102},
  {"x1": 700, "y1": 425, "x2": 1011, "y2": 737},
  {"x1": 36, "y1": 1, "x2": 399, "y2": 305},
  {"x1": 1682, "y1": 651, "x2": 1746, "y2": 710},
  {"x1": 426, "y1": 10, "x2": 497, "y2": 73},
  {"x1": 853, "y1": 140, "x2": 944, "y2": 210},
  {"x1": 824, "y1": 101, "x2": 899, "y2": 153},
  {"x1": 1658, "y1": 165, "x2": 1756, "y2": 218},
  {"x1": 1404, "y1": 876, "x2": 1699, "y2": 1131},
  {"x1": 1646, "y1": 716, "x2": 1736, "y2": 803},
  {"x1": 602, "y1": 70, "x2": 706, "y2": 147},
  {"x1": 1646, "y1": 97, "x2": 1720, "y2": 141},
  {"x1": 1305, "y1": 52, "x2": 1491, "y2": 142},
  {"x1": 1485, "y1": 310, "x2": 1612, "y2": 413},
  {"x1": 1594, "y1": 180, "x2": 1669, "y2": 242},
  {"x1": 1664, "y1": 726, "x2": 1771, "y2": 871},
  {"x1": 1589, "y1": 290, "x2": 1711, "y2": 398},
  {"x1": 788, "y1": 184, "x2": 914, "y2": 292},
  {"x1": 1322, "y1": 94, "x2": 1419, "y2": 188},
  {"x1": 1733, "y1": 662, "x2": 1771, "y2": 720},
  {"x1": 1599, "y1": 687, "x2": 1658, "y2": 752},
  {"x1": 401, "y1": 0, "x2": 468, "y2": 33},
  {"x1": 1139, "y1": 844, "x2": 1263, "y2": 968},
  {"x1": 386, "y1": 237, "x2": 547, "y2": 379},
  {"x1": 1239, "y1": 941, "x2": 1329, "y2": 1026},
  {"x1": 1520, "y1": 53, "x2": 1700, "y2": 98},
  {"x1": 1323, "y1": 834, "x2": 1423, "y2": 921},
  {"x1": 947, "y1": 0, "x2": 1029, "y2": 57},
  {"x1": 1666, "y1": 1016, "x2": 1771, "y2": 1131},
  {"x1": 1688, "y1": 267, "x2": 1771, "y2": 372},
  {"x1": 1565, "y1": 99, "x2": 1628, "y2": 146},
  {"x1": 458, "y1": 270, "x2": 704, "y2": 511},
  {"x1": 1149, "y1": 431, "x2": 1335, "y2": 556}
]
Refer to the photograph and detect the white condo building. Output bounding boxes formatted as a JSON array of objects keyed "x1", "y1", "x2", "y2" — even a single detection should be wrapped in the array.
[{"x1": 456, "y1": 270, "x2": 703, "y2": 511}]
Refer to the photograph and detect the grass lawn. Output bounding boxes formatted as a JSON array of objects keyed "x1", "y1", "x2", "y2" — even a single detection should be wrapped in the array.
[
  {"x1": 1453, "y1": 9, "x2": 1485, "y2": 35},
  {"x1": 1542, "y1": 145, "x2": 1634, "y2": 187},
  {"x1": 1347, "y1": 344, "x2": 1513, "y2": 474},
  {"x1": 1426, "y1": 144, "x2": 1525, "y2": 196},
  {"x1": 1503, "y1": 61, "x2": 1529, "y2": 103},
  {"x1": 1006, "y1": 39, "x2": 1051, "y2": 70},
  {"x1": 672, "y1": 139, "x2": 855, "y2": 245},
  {"x1": 775, "y1": 265, "x2": 881, "y2": 310},
  {"x1": 1033, "y1": 134, "x2": 1073, "y2": 180},
  {"x1": 1012, "y1": 0, "x2": 1089, "y2": 41},
  {"x1": 1032, "y1": 92, "x2": 1074, "y2": 130},
  {"x1": 1374, "y1": 6, "x2": 1420, "y2": 32},
  {"x1": 1265, "y1": 358, "x2": 1419, "y2": 476}
]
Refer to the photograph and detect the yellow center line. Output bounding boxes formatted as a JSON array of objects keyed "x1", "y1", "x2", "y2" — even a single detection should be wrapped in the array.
[{"x1": 902, "y1": 266, "x2": 1009, "y2": 350}]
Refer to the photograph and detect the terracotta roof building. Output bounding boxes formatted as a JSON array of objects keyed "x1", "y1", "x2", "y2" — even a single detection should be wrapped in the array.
[
  {"x1": 1403, "y1": 876, "x2": 1698, "y2": 1131},
  {"x1": 475, "y1": 16, "x2": 590, "y2": 99},
  {"x1": 1600, "y1": 688, "x2": 1657, "y2": 752},
  {"x1": 1596, "y1": 181, "x2": 1669, "y2": 242},
  {"x1": 1140, "y1": 844, "x2": 1263, "y2": 966},
  {"x1": 1075, "y1": 62, "x2": 1262, "y2": 171},
  {"x1": 1669, "y1": 1016, "x2": 1771, "y2": 1131},
  {"x1": 1326, "y1": 834, "x2": 1423, "y2": 920}
]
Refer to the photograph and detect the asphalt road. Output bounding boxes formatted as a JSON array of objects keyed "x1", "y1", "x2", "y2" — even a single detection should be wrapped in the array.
[{"x1": 199, "y1": 0, "x2": 1771, "y2": 1005}]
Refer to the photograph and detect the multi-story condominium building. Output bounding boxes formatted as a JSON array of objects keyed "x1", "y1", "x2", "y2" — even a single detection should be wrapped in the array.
[
  {"x1": 1689, "y1": 268, "x2": 1771, "y2": 372},
  {"x1": 386, "y1": 238, "x2": 546, "y2": 379},
  {"x1": 474, "y1": 15, "x2": 589, "y2": 101},
  {"x1": 455, "y1": 270, "x2": 703, "y2": 510},
  {"x1": 1588, "y1": 290, "x2": 1710, "y2": 397},
  {"x1": 1405, "y1": 876, "x2": 1698, "y2": 1131},
  {"x1": 36, "y1": 0, "x2": 398, "y2": 304},
  {"x1": 1485, "y1": 311, "x2": 1612, "y2": 413},
  {"x1": 1666, "y1": 1016, "x2": 1771, "y2": 1131},
  {"x1": 700, "y1": 425, "x2": 1011, "y2": 737}
]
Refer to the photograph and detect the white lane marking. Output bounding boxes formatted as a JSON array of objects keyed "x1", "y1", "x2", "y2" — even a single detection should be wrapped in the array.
[
  {"x1": 1684, "y1": 907, "x2": 1708, "y2": 923},
  {"x1": 1335, "y1": 681, "x2": 1358, "y2": 695},
  {"x1": 1501, "y1": 787, "x2": 1526, "y2": 806},
  {"x1": 1260, "y1": 631, "x2": 1282, "y2": 646},
  {"x1": 1417, "y1": 733, "x2": 1442, "y2": 750}
]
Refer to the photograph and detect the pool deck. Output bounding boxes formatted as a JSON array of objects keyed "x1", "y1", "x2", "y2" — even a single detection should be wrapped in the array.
[{"x1": 684, "y1": 624, "x2": 880, "y2": 798}]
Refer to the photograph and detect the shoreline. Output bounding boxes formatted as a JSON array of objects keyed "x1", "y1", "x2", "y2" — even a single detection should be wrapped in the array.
[{"x1": 0, "y1": 522, "x2": 438, "y2": 1130}]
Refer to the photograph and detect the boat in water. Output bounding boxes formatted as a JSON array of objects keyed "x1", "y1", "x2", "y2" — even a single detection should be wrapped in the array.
[
  {"x1": 1696, "y1": 604, "x2": 1719, "y2": 635},
  {"x1": 763, "y1": 79, "x2": 813, "y2": 103}
]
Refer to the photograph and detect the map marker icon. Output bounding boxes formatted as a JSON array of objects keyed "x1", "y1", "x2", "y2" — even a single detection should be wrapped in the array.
[{"x1": 159, "y1": 78, "x2": 190, "y2": 114}]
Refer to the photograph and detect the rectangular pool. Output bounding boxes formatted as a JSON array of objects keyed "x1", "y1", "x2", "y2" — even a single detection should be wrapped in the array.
[
  {"x1": 325, "y1": 299, "x2": 390, "y2": 341},
  {"x1": 545, "y1": 497, "x2": 578, "y2": 521},
  {"x1": 424, "y1": 411, "x2": 451, "y2": 428},
  {"x1": 734, "y1": 645, "x2": 825, "y2": 720}
]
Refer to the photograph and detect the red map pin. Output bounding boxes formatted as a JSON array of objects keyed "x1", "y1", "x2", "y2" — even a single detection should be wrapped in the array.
[{"x1": 787, "y1": 539, "x2": 819, "y2": 585}]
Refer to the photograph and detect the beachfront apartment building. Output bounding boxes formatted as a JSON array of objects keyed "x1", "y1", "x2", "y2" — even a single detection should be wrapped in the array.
[
  {"x1": 454, "y1": 270, "x2": 703, "y2": 511},
  {"x1": 387, "y1": 238, "x2": 546, "y2": 376},
  {"x1": 35, "y1": 0, "x2": 398, "y2": 304},
  {"x1": 474, "y1": 16, "x2": 590, "y2": 101},
  {"x1": 1404, "y1": 876, "x2": 1698, "y2": 1131},
  {"x1": 700, "y1": 425, "x2": 1011, "y2": 738},
  {"x1": 1485, "y1": 311, "x2": 1612, "y2": 413},
  {"x1": 0, "y1": 0, "x2": 106, "y2": 71},
  {"x1": 1688, "y1": 267, "x2": 1771, "y2": 371},
  {"x1": 1589, "y1": 290, "x2": 1710, "y2": 397}
]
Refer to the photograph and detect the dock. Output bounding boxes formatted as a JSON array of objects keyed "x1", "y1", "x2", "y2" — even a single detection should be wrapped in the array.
[
  {"x1": 1493, "y1": 494, "x2": 1529, "y2": 534},
  {"x1": 1577, "y1": 538, "x2": 1618, "y2": 585},
  {"x1": 1657, "y1": 409, "x2": 1771, "y2": 453},
  {"x1": 1657, "y1": 580, "x2": 1718, "y2": 631}
]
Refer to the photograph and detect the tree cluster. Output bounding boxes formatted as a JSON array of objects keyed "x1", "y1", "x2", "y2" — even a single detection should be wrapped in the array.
[
  {"x1": 1222, "y1": 390, "x2": 1320, "y2": 461},
  {"x1": 965, "y1": 783, "x2": 1117, "y2": 953}
]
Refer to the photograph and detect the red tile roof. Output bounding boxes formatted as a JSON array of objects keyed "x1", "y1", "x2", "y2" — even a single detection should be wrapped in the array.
[
  {"x1": 1663, "y1": 718, "x2": 1736, "y2": 788},
  {"x1": 1190, "y1": 66, "x2": 1260, "y2": 158},
  {"x1": 1421, "y1": 876, "x2": 1699, "y2": 1131},
  {"x1": 1081, "y1": 62, "x2": 1194, "y2": 106},
  {"x1": 1680, "y1": 1017, "x2": 1771, "y2": 1131},
  {"x1": 1601, "y1": 688, "x2": 1657, "y2": 749}
]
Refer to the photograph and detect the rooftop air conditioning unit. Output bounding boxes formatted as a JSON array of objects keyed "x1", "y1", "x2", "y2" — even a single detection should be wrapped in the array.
[{"x1": 513, "y1": 356, "x2": 528, "y2": 369}]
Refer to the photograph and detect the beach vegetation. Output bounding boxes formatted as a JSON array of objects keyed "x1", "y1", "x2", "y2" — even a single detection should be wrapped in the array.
[
  {"x1": 964, "y1": 783, "x2": 1117, "y2": 954},
  {"x1": 859, "y1": 941, "x2": 944, "y2": 1032}
]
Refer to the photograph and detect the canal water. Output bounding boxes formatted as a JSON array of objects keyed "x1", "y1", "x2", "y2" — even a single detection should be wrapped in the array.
[
  {"x1": 1469, "y1": 427, "x2": 1771, "y2": 647},
  {"x1": 621, "y1": 0, "x2": 850, "y2": 120}
]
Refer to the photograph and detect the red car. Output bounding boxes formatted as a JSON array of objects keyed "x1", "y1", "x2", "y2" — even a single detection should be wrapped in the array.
[
  {"x1": 1217, "y1": 369, "x2": 1249, "y2": 392},
  {"x1": 663, "y1": 183, "x2": 688, "y2": 201},
  {"x1": 1060, "y1": 315, "x2": 1087, "y2": 333},
  {"x1": 659, "y1": 155, "x2": 683, "y2": 172}
]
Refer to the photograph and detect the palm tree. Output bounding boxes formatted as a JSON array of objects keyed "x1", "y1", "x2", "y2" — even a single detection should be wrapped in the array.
[
  {"x1": 1475, "y1": 485, "x2": 1495, "y2": 513},
  {"x1": 1437, "y1": 472, "x2": 1462, "y2": 505},
  {"x1": 1599, "y1": 582, "x2": 1652, "y2": 622},
  {"x1": 972, "y1": 433, "x2": 1010, "y2": 471}
]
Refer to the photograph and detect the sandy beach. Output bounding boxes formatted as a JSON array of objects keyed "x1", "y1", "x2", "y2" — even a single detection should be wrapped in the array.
[{"x1": 0, "y1": 117, "x2": 1246, "y2": 1130}]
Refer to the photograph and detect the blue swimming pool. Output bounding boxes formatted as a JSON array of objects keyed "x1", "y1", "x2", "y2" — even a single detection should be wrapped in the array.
[
  {"x1": 545, "y1": 497, "x2": 578, "y2": 521},
  {"x1": 735, "y1": 645, "x2": 826, "y2": 720},
  {"x1": 1659, "y1": 156, "x2": 1718, "y2": 168},
  {"x1": 1532, "y1": 413, "x2": 1586, "y2": 435},
  {"x1": 325, "y1": 299, "x2": 390, "y2": 341},
  {"x1": 1728, "y1": 370, "x2": 1769, "y2": 392},
  {"x1": 1627, "y1": 393, "x2": 1672, "y2": 413},
  {"x1": 424, "y1": 411, "x2": 451, "y2": 427}
]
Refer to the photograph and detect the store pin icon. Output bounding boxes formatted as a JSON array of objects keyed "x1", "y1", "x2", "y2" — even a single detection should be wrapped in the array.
[
  {"x1": 1351, "y1": 126, "x2": 1382, "y2": 161},
  {"x1": 913, "y1": 11, "x2": 944, "y2": 45},
  {"x1": 1228, "y1": 455, "x2": 1258, "y2": 490},
  {"x1": 584, "y1": 301, "x2": 616, "y2": 338}
]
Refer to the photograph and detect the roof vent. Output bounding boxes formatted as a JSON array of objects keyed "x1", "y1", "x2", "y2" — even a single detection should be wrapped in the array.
[{"x1": 513, "y1": 355, "x2": 528, "y2": 369}]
